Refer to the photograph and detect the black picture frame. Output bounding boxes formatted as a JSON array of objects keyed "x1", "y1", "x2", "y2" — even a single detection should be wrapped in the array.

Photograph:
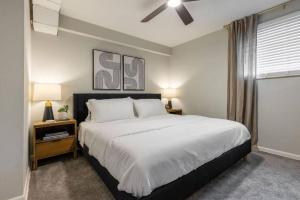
[
  {"x1": 93, "y1": 49, "x2": 121, "y2": 90},
  {"x1": 122, "y1": 55, "x2": 145, "y2": 91}
]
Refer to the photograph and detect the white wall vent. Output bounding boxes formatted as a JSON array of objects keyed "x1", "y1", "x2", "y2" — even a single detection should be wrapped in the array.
[{"x1": 32, "y1": 0, "x2": 61, "y2": 35}]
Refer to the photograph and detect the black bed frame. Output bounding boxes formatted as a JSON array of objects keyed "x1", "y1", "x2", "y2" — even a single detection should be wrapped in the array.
[{"x1": 73, "y1": 93, "x2": 251, "y2": 200}]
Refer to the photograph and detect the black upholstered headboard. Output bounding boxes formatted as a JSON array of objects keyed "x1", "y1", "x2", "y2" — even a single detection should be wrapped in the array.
[{"x1": 73, "y1": 93, "x2": 161, "y2": 124}]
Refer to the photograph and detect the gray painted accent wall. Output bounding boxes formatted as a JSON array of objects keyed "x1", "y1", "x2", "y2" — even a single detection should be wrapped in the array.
[
  {"x1": 0, "y1": 0, "x2": 30, "y2": 199},
  {"x1": 170, "y1": 29, "x2": 228, "y2": 119},
  {"x1": 257, "y1": 77, "x2": 300, "y2": 155}
]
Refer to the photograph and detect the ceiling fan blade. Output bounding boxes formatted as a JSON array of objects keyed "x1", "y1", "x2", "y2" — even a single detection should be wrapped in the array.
[
  {"x1": 175, "y1": 4, "x2": 194, "y2": 25},
  {"x1": 141, "y1": 3, "x2": 168, "y2": 22}
]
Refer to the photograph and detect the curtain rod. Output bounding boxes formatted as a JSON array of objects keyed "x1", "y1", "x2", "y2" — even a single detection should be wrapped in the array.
[{"x1": 223, "y1": 1, "x2": 289, "y2": 29}]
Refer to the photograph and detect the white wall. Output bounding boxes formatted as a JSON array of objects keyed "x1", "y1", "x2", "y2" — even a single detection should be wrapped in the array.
[
  {"x1": 170, "y1": 29, "x2": 228, "y2": 118},
  {"x1": 31, "y1": 30, "x2": 170, "y2": 122},
  {"x1": 0, "y1": 0, "x2": 30, "y2": 199}
]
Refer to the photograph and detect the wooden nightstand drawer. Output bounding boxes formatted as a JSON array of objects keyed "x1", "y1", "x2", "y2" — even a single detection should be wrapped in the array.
[{"x1": 36, "y1": 136, "x2": 75, "y2": 159}]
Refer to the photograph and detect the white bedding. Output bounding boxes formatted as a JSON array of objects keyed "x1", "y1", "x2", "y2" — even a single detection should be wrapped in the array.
[{"x1": 79, "y1": 114, "x2": 250, "y2": 197}]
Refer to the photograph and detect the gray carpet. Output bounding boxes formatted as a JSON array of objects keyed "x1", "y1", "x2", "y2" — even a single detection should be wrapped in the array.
[{"x1": 28, "y1": 151, "x2": 300, "y2": 200}]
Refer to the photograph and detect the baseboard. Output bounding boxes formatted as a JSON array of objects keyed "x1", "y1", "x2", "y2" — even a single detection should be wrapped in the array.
[
  {"x1": 255, "y1": 145, "x2": 300, "y2": 161},
  {"x1": 8, "y1": 196, "x2": 23, "y2": 200},
  {"x1": 7, "y1": 167, "x2": 31, "y2": 200}
]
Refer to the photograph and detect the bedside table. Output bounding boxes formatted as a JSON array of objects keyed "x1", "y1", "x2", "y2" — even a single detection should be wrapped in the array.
[
  {"x1": 167, "y1": 108, "x2": 182, "y2": 115},
  {"x1": 32, "y1": 119, "x2": 77, "y2": 170}
]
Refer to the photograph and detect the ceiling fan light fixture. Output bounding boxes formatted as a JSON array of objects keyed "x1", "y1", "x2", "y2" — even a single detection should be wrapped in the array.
[{"x1": 167, "y1": 0, "x2": 182, "y2": 7}]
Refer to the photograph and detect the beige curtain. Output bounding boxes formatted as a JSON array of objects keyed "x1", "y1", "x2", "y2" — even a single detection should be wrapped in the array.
[{"x1": 227, "y1": 15, "x2": 258, "y2": 144}]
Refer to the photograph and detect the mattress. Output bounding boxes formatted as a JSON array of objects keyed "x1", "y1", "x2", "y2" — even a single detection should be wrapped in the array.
[{"x1": 79, "y1": 114, "x2": 250, "y2": 197}]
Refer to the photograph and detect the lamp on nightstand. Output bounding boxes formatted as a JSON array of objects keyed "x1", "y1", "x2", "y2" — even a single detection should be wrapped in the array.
[
  {"x1": 162, "y1": 88, "x2": 177, "y2": 109},
  {"x1": 33, "y1": 83, "x2": 61, "y2": 122}
]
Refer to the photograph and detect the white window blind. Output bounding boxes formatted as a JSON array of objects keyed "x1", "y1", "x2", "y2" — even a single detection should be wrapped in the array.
[{"x1": 257, "y1": 11, "x2": 300, "y2": 78}]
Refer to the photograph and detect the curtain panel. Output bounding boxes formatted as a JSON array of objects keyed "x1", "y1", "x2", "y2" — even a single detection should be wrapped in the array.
[{"x1": 227, "y1": 15, "x2": 258, "y2": 144}]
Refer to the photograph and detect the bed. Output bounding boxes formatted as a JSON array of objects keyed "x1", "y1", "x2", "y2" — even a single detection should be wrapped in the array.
[{"x1": 73, "y1": 93, "x2": 251, "y2": 200}]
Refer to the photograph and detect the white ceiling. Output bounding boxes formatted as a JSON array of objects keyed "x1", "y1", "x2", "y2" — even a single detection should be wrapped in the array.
[{"x1": 61, "y1": 0, "x2": 288, "y2": 47}]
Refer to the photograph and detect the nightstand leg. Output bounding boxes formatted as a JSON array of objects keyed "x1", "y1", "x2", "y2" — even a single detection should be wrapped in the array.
[
  {"x1": 32, "y1": 159, "x2": 38, "y2": 170},
  {"x1": 73, "y1": 149, "x2": 77, "y2": 159}
]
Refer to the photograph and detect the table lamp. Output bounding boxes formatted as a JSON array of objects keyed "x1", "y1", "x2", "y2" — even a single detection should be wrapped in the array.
[
  {"x1": 162, "y1": 88, "x2": 177, "y2": 109},
  {"x1": 33, "y1": 83, "x2": 62, "y2": 122}
]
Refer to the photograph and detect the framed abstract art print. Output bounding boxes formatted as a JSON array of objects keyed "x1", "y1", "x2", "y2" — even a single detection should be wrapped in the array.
[
  {"x1": 122, "y1": 55, "x2": 145, "y2": 91},
  {"x1": 93, "y1": 49, "x2": 121, "y2": 90}
]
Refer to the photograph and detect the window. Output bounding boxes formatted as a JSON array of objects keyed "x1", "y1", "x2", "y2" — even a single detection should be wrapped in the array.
[{"x1": 257, "y1": 11, "x2": 300, "y2": 79}]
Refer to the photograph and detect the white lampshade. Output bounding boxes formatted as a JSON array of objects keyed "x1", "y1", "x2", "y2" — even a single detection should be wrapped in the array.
[
  {"x1": 162, "y1": 88, "x2": 177, "y2": 99},
  {"x1": 33, "y1": 83, "x2": 61, "y2": 101}
]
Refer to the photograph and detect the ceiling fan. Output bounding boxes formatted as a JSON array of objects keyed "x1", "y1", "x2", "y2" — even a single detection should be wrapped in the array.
[{"x1": 141, "y1": 0, "x2": 200, "y2": 25}]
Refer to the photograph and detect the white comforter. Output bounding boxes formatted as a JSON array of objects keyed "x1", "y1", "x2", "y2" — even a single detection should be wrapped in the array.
[{"x1": 79, "y1": 114, "x2": 250, "y2": 197}]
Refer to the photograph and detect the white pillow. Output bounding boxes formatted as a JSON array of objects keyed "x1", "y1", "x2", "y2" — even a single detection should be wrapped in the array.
[
  {"x1": 85, "y1": 100, "x2": 94, "y2": 121},
  {"x1": 133, "y1": 99, "x2": 167, "y2": 118},
  {"x1": 89, "y1": 98, "x2": 135, "y2": 123}
]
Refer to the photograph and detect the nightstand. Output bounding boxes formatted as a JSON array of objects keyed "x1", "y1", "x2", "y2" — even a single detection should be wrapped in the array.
[
  {"x1": 32, "y1": 119, "x2": 77, "y2": 170},
  {"x1": 167, "y1": 108, "x2": 182, "y2": 115}
]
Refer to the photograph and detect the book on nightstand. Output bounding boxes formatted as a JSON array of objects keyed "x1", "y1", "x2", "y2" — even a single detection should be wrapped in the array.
[{"x1": 43, "y1": 131, "x2": 69, "y2": 141}]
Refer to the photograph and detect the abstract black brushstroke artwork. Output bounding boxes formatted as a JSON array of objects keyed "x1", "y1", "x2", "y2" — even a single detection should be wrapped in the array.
[
  {"x1": 93, "y1": 49, "x2": 121, "y2": 90},
  {"x1": 123, "y1": 55, "x2": 145, "y2": 91}
]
